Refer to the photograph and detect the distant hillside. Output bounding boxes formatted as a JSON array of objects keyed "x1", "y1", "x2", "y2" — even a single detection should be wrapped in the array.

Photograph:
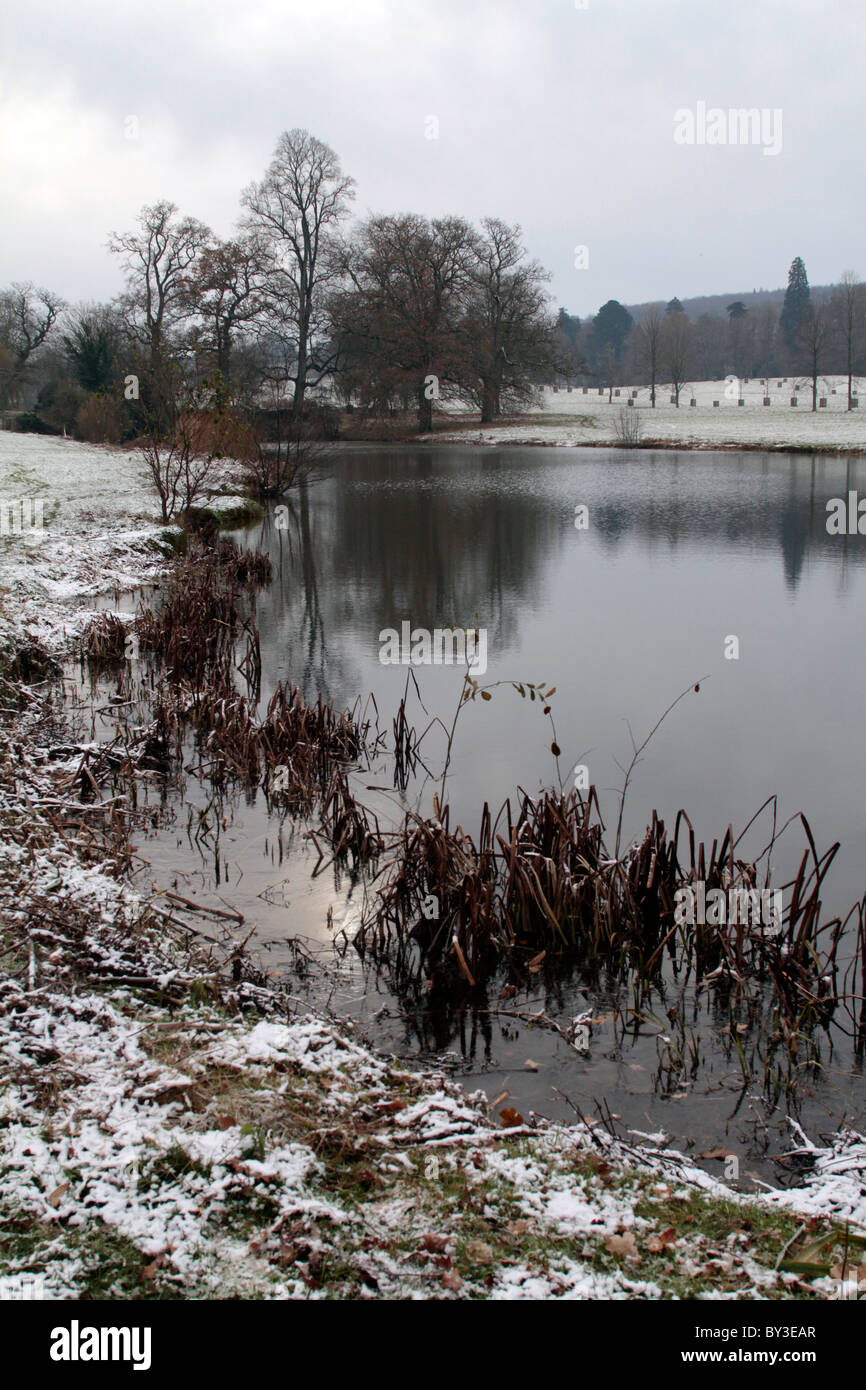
[{"x1": 624, "y1": 284, "x2": 835, "y2": 323}]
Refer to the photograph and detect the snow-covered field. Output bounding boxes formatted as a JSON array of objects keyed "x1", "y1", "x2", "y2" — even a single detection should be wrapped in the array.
[
  {"x1": 436, "y1": 375, "x2": 866, "y2": 450},
  {"x1": 0, "y1": 432, "x2": 247, "y2": 654}
]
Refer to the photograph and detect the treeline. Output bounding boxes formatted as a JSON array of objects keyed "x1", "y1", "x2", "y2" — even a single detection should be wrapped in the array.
[
  {"x1": 2, "y1": 126, "x2": 864, "y2": 453},
  {"x1": 556, "y1": 257, "x2": 866, "y2": 409},
  {"x1": 0, "y1": 129, "x2": 557, "y2": 447}
]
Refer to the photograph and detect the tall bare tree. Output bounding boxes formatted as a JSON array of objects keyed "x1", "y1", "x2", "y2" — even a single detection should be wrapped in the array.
[
  {"x1": 636, "y1": 305, "x2": 664, "y2": 406},
  {"x1": 661, "y1": 310, "x2": 692, "y2": 407},
  {"x1": 460, "y1": 218, "x2": 554, "y2": 422},
  {"x1": 833, "y1": 271, "x2": 863, "y2": 410},
  {"x1": 242, "y1": 130, "x2": 355, "y2": 420},
  {"x1": 0, "y1": 282, "x2": 65, "y2": 408},
  {"x1": 108, "y1": 201, "x2": 211, "y2": 384},
  {"x1": 330, "y1": 213, "x2": 477, "y2": 431},
  {"x1": 801, "y1": 304, "x2": 831, "y2": 412},
  {"x1": 184, "y1": 235, "x2": 265, "y2": 382}
]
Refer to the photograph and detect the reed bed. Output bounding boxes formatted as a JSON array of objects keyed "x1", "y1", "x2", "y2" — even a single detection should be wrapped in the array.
[
  {"x1": 107, "y1": 538, "x2": 378, "y2": 851},
  {"x1": 76, "y1": 539, "x2": 865, "y2": 1064},
  {"x1": 181, "y1": 675, "x2": 373, "y2": 817},
  {"x1": 311, "y1": 766, "x2": 384, "y2": 872},
  {"x1": 80, "y1": 612, "x2": 130, "y2": 665},
  {"x1": 359, "y1": 787, "x2": 860, "y2": 1045}
]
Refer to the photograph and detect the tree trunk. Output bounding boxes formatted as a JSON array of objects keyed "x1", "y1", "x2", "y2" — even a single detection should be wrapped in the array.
[
  {"x1": 293, "y1": 316, "x2": 308, "y2": 421},
  {"x1": 417, "y1": 384, "x2": 433, "y2": 433},
  {"x1": 480, "y1": 382, "x2": 499, "y2": 423},
  {"x1": 217, "y1": 327, "x2": 231, "y2": 384}
]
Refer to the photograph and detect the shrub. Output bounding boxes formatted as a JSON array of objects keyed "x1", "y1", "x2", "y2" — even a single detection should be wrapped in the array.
[
  {"x1": 14, "y1": 412, "x2": 59, "y2": 435},
  {"x1": 75, "y1": 392, "x2": 126, "y2": 444},
  {"x1": 612, "y1": 406, "x2": 643, "y2": 447},
  {"x1": 37, "y1": 379, "x2": 84, "y2": 433}
]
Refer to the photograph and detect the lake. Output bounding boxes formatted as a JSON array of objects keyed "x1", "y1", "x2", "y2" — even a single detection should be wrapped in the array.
[{"x1": 124, "y1": 444, "x2": 866, "y2": 1183}]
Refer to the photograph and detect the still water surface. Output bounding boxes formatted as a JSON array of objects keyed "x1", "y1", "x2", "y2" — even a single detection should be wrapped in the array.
[{"x1": 129, "y1": 445, "x2": 866, "y2": 1181}]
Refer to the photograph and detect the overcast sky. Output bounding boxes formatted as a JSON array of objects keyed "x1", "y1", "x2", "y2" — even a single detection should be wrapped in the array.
[{"x1": 1, "y1": 0, "x2": 862, "y2": 319}]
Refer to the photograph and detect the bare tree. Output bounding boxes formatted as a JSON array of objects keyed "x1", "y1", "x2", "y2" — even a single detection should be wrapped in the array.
[
  {"x1": 801, "y1": 304, "x2": 831, "y2": 412},
  {"x1": 0, "y1": 283, "x2": 65, "y2": 408},
  {"x1": 459, "y1": 218, "x2": 554, "y2": 422},
  {"x1": 661, "y1": 311, "x2": 692, "y2": 407},
  {"x1": 329, "y1": 213, "x2": 476, "y2": 432},
  {"x1": 833, "y1": 271, "x2": 863, "y2": 410},
  {"x1": 234, "y1": 398, "x2": 328, "y2": 498},
  {"x1": 184, "y1": 235, "x2": 266, "y2": 383},
  {"x1": 140, "y1": 364, "x2": 226, "y2": 521},
  {"x1": 613, "y1": 405, "x2": 643, "y2": 446},
  {"x1": 635, "y1": 304, "x2": 664, "y2": 406},
  {"x1": 242, "y1": 130, "x2": 355, "y2": 420},
  {"x1": 599, "y1": 344, "x2": 619, "y2": 403},
  {"x1": 108, "y1": 201, "x2": 211, "y2": 387}
]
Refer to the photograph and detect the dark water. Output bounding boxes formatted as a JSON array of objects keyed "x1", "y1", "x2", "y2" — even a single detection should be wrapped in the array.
[{"x1": 111, "y1": 445, "x2": 866, "y2": 1184}]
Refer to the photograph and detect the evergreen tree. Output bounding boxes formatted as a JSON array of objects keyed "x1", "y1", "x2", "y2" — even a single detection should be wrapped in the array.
[
  {"x1": 591, "y1": 299, "x2": 633, "y2": 363},
  {"x1": 780, "y1": 257, "x2": 811, "y2": 351}
]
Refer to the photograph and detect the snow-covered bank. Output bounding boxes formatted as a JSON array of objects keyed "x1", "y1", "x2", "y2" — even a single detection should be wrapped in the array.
[
  {"x1": 0, "y1": 717, "x2": 858, "y2": 1301},
  {"x1": 433, "y1": 377, "x2": 866, "y2": 452},
  {"x1": 0, "y1": 434, "x2": 173, "y2": 655},
  {"x1": 0, "y1": 433, "x2": 250, "y2": 655}
]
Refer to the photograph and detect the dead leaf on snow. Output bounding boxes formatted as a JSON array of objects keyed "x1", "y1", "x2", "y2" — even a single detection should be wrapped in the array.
[
  {"x1": 499, "y1": 1106, "x2": 525, "y2": 1128},
  {"x1": 441, "y1": 1268, "x2": 463, "y2": 1292},
  {"x1": 584, "y1": 1154, "x2": 612, "y2": 1177},
  {"x1": 644, "y1": 1227, "x2": 678, "y2": 1254},
  {"x1": 421, "y1": 1233, "x2": 448, "y2": 1254},
  {"x1": 465, "y1": 1240, "x2": 493, "y2": 1263},
  {"x1": 604, "y1": 1231, "x2": 640, "y2": 1259}
]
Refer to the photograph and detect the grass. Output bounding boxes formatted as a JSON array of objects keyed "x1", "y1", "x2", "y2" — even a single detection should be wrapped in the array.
[
  {"x1": 1, "y1": 977, "x2": 854, "y2": 1301},
  {"x1": 0, "y1": 1200, "x2": 183, "y2": 1300},
  {"x1": 184, "y1": 499, "x2": 265, "y2": 530}
]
